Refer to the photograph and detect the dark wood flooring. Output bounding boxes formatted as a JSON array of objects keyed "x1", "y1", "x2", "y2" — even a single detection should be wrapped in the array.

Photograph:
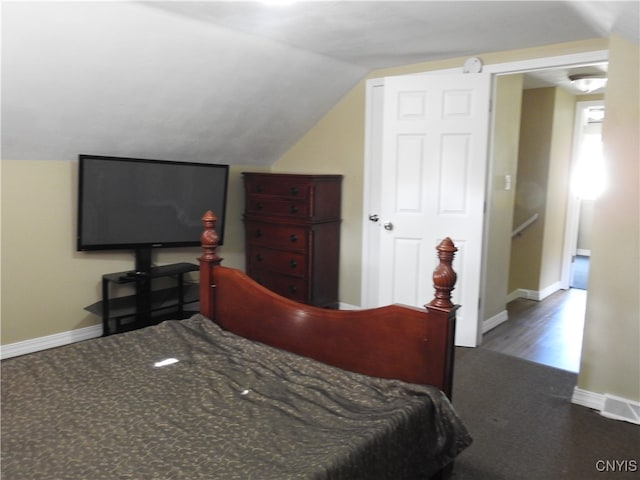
[{"x1": 481, "y1": 288, "x2": 586, "y2": 372}]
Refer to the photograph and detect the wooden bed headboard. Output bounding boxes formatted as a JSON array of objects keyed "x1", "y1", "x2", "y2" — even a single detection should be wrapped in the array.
[{"x1": 198, "y1": 211, "x2": 459, "y2": 397}]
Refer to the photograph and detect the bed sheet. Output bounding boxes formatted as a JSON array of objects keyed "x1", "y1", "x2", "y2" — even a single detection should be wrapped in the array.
[{"x1": 2, "y1": 315, "x2": 471, "y2": 479}]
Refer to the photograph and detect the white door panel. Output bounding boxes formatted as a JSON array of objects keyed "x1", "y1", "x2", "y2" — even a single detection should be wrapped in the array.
[{"x1": 376, "y1": 73, "x2": 491, "y2": 347}]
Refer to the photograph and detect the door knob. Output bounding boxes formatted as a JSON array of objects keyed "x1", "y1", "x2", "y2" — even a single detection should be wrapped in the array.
[
  {"x1": 383, "y1": 222, "x2": 394, "y2": 231},
  {"x1": 368, "y1": 214, "x2": 379, "y2": 222}
]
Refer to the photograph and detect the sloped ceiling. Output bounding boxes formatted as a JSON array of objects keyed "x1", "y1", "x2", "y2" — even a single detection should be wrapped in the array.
[{"x1": 2, "y1": 1, "x2": 638, "y2": 165}]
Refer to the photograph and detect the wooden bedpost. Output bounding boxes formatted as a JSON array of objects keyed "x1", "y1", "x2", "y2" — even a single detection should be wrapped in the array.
[
  {"x1": 199, "y1": 211, "x2": 222, "y2": 320},
  {"x1": 428, "y1": 237, "x2": 458, "y2": 309},
  {"x1": 426, "y1": 237, "x2": 459, "y2": 400}
]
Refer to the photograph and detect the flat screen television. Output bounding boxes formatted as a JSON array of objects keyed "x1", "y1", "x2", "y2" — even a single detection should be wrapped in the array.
[{"x1": 77, "y1": 154, "x2": 229, "y2": 273}]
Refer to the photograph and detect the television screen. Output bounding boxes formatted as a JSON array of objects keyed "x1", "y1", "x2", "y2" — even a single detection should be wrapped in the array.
[{"x1": 77, "y1": 155, "x2": 229, "y2": 252}]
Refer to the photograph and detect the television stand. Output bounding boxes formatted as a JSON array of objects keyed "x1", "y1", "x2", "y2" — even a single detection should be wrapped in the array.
[{"x1": 84, "y1": 262, "x2": 199, "y2": 336}]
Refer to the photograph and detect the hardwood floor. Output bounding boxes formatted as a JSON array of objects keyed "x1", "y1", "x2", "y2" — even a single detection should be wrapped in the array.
[{"x1": 481, "y1": 288, "x2": 586, "y2": 372}]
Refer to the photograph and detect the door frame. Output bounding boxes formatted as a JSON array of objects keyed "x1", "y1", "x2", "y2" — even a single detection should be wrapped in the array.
[
  {"x1": 362, "y1": 50, "x2": 609, "y2": 341},
  {"x1": 560, "y1": 99, "x2": 605, "y2": 290}
]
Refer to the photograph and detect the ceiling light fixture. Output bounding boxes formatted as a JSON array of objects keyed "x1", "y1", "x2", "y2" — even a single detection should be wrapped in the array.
[{"x1": 569, "y1": 73, "x2": 608, "y2": 93}]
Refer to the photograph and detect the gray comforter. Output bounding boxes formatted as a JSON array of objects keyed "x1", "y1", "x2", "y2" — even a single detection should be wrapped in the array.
[{"x1": 2, "y1": 315, "x2": 471, "y2": 479}]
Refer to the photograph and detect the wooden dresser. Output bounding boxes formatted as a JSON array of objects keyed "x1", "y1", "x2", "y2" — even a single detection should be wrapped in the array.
[{"x1": 243, "y1": 172, "x2": 342, "y2": 308}]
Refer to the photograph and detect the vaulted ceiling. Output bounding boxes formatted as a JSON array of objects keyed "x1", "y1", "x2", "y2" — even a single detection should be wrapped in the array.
[{"x1": 2, "y1": 1, "x2": 638, "y2": 165}]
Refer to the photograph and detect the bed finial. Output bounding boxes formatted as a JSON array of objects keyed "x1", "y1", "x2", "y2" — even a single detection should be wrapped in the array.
[
  {"x1": 200, "y1": 210, "x2": 222, "y2": 264},
  {"x1": 427, "y1": 237, "x2": 458, "y2": 310},
  {"x1": 200, "y1": 211, "x2": 222, "y2": 320}
]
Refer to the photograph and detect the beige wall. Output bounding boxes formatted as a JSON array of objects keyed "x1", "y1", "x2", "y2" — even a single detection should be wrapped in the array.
[
  {"x1": 3, "y1": 34, "x2": 634, "y2": 404},
  {"x1": 276, "y1": 38, "x2": 609, "y2": 306},
  {"x1": 4, "y1": 35, "x2": 630, "y2": 393},
  {"x1": 577, "y1": 35, "x2": 639, "y2": 402},
  {"x1": 483, "y1": 74, "x2": 523, "y2": 321},
  {"x1": 509, "y1": 88, "x2": 555, "y2": 292},
  {"x1": 272, "y1": 84, "x2": 366, "y2": 305},
  {"x1": 509, "y1": 86, "x2": 576, "y2": 294},
  {"x1": 275, "y1": 38, "x2": 640, "y2": 399},
  {"x1": 540, "y1": 87, "x2": 576, "y2": 290},
  {"x1": 0, "y1": 161, "x2": 254, "y2": 344},
  {"x1": 369, "y1": 39, "x2": 608, "y2": 79}
]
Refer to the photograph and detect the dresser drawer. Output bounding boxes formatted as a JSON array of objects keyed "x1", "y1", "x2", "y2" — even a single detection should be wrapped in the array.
[
  {"x1": 243, "y1": 172, "x2": 341, "y2": 308},
  {"x1": 245, "y1": 222, "x2": 309, "y2": 252},
  {"x1": 245, "y1": 197, "x2": 310, "y2": 217},
  {"x1": 247, "y1": 247, "x2": 308, "y2": 277},
  {"x1": 244, "y1": 176, "x2": 311, "y2": 199},
  {"x1": 247, "y1": 269, "x2": 308, "y2": 303}
]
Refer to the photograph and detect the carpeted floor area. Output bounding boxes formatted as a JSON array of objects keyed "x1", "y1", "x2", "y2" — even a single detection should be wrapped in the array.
[{"x1": 449, "y1": 347, "x2": 639, "y2": 479}]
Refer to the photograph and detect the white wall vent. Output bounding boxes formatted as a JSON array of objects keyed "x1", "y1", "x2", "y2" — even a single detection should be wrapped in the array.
[{"x1": 601, "y1": 394, "x2": 640, "y2": 425}]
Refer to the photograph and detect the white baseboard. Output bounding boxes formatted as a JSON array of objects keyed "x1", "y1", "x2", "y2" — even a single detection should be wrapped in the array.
[
  {"x1": 507, "y1": 288, "x2": 538, "y2": 302},
  {"x1": 538, "y1": 281, "x2": 562, "y2": 301},
  {"x1": 482, "y1": 310, "x2": 508, "y2": 333},
  {"x1": 576, "y1": 249, "x2": 591, "y2": 257},
  {"x1": 572, "y1": 387, "x2": 640, "y2": 425},
  {"x1": 507, "y1": 282, "x2": 563, "y2": 303},
  {"x1": 572, "y1": 386, "x2": 605, "y2": 410},
  {"x1": 1, "y1": 324, "x2": 102, "y2": 360},
  {"x1": 2, "y1": 305, "x2": 364, "y2": 358}
]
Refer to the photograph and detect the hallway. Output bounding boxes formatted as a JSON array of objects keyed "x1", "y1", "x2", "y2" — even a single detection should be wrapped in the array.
[{"x1": 482, "y1": 288, "x2": 586, "y2": 373}]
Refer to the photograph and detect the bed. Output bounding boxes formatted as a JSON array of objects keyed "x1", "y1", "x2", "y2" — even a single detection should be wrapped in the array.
[{"x1": 1, "y1": 211, "x2": 471, "y2": 479}]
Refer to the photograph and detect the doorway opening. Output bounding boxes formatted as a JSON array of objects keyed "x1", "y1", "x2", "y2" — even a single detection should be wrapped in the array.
[
  {"x1": 569, "y1": 101, "x2": 605, "y2": 291},
  {"x1": 482, "y1": 75, "x2": 606, "y2": 372},
  {"x1": 362, "y1": 49, "x2": 609, "y2": 353}
]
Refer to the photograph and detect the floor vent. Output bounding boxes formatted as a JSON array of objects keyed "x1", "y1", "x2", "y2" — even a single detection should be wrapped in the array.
[{"x1": 601, "y1": 394, "x2": 640, "y2": 425}]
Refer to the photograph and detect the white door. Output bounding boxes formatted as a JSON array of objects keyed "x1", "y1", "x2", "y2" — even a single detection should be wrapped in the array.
[{"x1": 366, "y1": 72, "x2": 491, "y2": 347}]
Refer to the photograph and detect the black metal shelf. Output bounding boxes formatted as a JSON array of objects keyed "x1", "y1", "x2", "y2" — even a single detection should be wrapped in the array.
[
  {"x1": 85, "y1": 263, "x2": 200, "y2": 336},
  {"x1": 84, "y1": 283, "x2": 199, "y2": 318}
]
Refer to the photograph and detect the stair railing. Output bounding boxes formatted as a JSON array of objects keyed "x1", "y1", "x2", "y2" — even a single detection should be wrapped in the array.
[{"x1": 512, "y1": 213, "x2": 539, "y2": 238}]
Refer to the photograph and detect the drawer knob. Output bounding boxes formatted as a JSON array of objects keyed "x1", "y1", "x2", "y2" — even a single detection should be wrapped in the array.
[
  {"x1": 288, "y1": 285, "x2": 297, "y2": 294},
  {"x1": 290, "y1": 186, "x2": 299, "y2": 196},
  {"x1": 256, "y1": 202, "x2": 264, "y2": 210},
  {"x1": 289, "y1": 259, "x2": 297, "y2": 268},
  {"x1": 255, "y1": 229, "x2": 263, "y2": 238},
  {"x1": 256, "y1": 254, "x2": 264, "y2": 262},
  {"x1": 256, "y1": 185, "x2": 263, "y2": 193},
  {"x1": 289, "y1": 234, "x2": 298, "y2": 242},
  {"x1": 290, "y1": 204, "x2": 298, "y2": 214}
]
